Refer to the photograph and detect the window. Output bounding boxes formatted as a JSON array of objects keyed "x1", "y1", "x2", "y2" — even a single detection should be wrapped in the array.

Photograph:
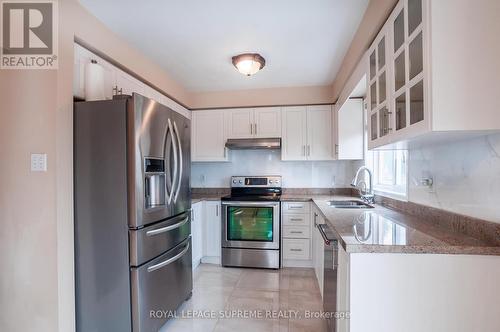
[{"x1": 366, "y1": 149, "x2": 408, "y2": 198}]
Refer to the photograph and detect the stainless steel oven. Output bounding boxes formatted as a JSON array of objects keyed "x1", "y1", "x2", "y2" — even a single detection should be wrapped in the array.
[{"x1": 221, "y1": 176, "x2": 282, "y2": 269}]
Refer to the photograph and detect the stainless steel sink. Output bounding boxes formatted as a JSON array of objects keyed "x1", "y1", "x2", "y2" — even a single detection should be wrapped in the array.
[{"x1": 327, "y1": 200, "x2": 374, "y2": 209}]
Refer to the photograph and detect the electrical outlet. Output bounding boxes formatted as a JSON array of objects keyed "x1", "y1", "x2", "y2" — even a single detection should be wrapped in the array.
[{"x1": 31, "y1": 153, "x2": 47, "y2": 172}]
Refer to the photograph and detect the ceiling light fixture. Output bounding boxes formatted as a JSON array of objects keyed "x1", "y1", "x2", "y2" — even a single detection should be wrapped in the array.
[{"x1": 232, "y1": 53, "x2": 266, "y2": 76}]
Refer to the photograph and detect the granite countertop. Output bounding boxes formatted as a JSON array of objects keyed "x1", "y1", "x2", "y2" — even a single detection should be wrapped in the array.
[
  {"x1": 191, "y1": 193, "x2": 226, "y2": 204},
  {"x1": 284, "y1": 194, "x2": 500, "y2": 255}
]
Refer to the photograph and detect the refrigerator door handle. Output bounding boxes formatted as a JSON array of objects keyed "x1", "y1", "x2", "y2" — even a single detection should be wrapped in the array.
[
  {"x1": 166, "y1": 119, "x2": 178, "y2": 204},
  {"x1": 146, "y1": 217, "x2": 189, "y2": 236},
  {"x1": 172, "y1": 120, "x2": 183, "y2": 203},
  {"x1": 147, "y1": 241, "x2": 190, "y2": 273}
]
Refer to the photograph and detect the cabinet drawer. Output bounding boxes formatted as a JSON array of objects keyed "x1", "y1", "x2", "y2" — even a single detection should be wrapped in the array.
[
  {"x1": 283, "y1": 214, "x2": 310, "y2": 226},
  {"x1": 282, "y1": 201, "x2": 310, "y2": 214},
  {"x1": 283, "y1": 225, "x2": 310, "y2": 239},
  {"x1": 283, "y1": 239, "x2": 310, "y2": 260}
]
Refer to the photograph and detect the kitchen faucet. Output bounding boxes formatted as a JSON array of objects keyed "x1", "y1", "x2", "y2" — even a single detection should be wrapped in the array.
[{"x1": 351, "y1": 166, "x2": 375, "y2": 204}]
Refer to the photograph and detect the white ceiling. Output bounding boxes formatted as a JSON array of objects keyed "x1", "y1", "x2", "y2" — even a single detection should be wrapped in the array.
[{"x1": 80, "y1": 0, "x2": 369, "y2": 92}]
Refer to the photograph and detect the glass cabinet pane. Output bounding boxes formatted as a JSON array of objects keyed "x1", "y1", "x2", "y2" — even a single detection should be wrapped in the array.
[
  {"x1": 395, "y1": 93, "x2": 407, "y2": 130},
  {"x1": 378, "y1": 37, "x2": 385, "y2": 70},
  {"x1": 410, "y1": 81, "x2": 424, "y2": 124},
  {"x1": 379, "y1": 107, "x2": 390, "y2": 137},
  {"x1": 409, "y1": 32, "x2": 423, "y2": 80},
  {"x1": 370, "y1": 82, "x2": 377, "y2": 110},
  {"x1": 371, "y1": 113, "x2": 378, "y2": 140},
  {"x1": 408, "y1": 0, "x2": 422, "y2": 36},
  {"x1": 379, "y1": 72, "x2": 386, "y2": 103},
  {"x1": 227, "y1": 206, "x2": 274, "y2": 242},
  {"x1": 370, "y1": 50, "x2": 376, "y2": 80},
  {"x1": 394, "y1": 51, "x2": 405, "y2": 91},
  {"x1": 394, "y1": 10, "x2": 405, "y2": 52}
]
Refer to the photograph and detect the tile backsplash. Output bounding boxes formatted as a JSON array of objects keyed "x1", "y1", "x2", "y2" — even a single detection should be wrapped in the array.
[
  {"x1": 191, "y1": 149, "x2": 361, "y2": 188},
  {"x1": 408, "y1": 133, "x2": 500, "y2": 223}
]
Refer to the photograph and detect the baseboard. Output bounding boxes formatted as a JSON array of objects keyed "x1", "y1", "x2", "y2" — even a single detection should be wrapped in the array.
[
  {"x1": 201, "y1": 256, "x2": 221, "y2": 265},
  {"x1": 282, "y1": 259, "x2": 313, "y2": 268}
]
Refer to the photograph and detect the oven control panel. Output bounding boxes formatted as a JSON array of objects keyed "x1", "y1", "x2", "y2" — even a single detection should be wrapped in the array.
[{"x1": 230, "y1": 176, "x2": 282, "y2": 188}]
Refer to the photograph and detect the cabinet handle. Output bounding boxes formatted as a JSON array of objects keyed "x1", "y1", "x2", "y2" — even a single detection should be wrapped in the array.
[
  {"x1": 290, "y1": 231, "x2": 303, "y2": 234},
  {"x1": 289, "y1": 205, "x2": 302, "y2": 209},
  {"x1": 335, "y1": 144, "x2": 339, "y2": 155},
  {"x1": 250, "y1": 123, "x2": 253, "y2": 135},
  {"x1": 254, "y1": 123, "x2": 257, "y2": 134},
  {"x1": 216, "y1": 205, "x2": 219, "y2": 217},
  {"x1": 307, "y1": 145, "x2": 311, "y2": 156},
  {"x1": 290, "y1": 248, "x2": 303, "y2": 252},
  {"x1": 290, "y1": 218, "x2": 303, "y2": 221}
]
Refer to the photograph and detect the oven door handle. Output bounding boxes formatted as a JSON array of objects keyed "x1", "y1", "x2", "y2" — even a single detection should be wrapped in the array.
[{"x1": 221, "y1": 201, "x2": 280, "y2": 207}]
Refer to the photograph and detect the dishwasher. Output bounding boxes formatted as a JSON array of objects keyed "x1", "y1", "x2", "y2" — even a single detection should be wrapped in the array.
[{"x1": 317, "y1": 223, "x2": 340, "y2": 332}]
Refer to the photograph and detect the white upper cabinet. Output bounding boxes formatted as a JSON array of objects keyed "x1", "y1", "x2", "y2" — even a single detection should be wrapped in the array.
[
  {"x1": 367, "y1": 0, "x2": 500, "y2": 149},
  {"x1": 73, "y1": 43, "x2": 191, "y2": 120},
  {"x1": 253, "y1": 107, "x2": 282, "y2": 138},
  {"x1": 306, "y1": 106, "x2": 333, "y2": 160},
  {"x1": 225, "y1": 107, "x2": 281, "y2": 139},
  {"x1": 335, "y1": 99, "x2": 364, "y2": 160},
  {"x1": 225, "y1": 108, "x2": 254, "y2": 138},
  {"x1": 282, "y1": 105, "x2": 333, "y2": 161},
  {"x1": 192, "y1": 110, "x2": 227, "y2": 162},
  {"x1": 281, "y1": 106, "x2": 308, "y2": 160}
]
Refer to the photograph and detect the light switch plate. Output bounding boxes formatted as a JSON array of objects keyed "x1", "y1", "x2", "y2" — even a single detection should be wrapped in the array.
[{"x1": 31, "y1": 153, "x2": 47, "y2": 172}]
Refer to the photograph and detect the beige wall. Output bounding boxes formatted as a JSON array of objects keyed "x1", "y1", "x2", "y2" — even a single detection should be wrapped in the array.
[
  {"x1": 190, "y1": 85, "x2": 333, "y2": 109},
  {"x1": 331, "y1": 0, "x2": 397, "y2": 102},
  {"x1": 0, "y1": 71, "x2": 59, "y2": 331}
]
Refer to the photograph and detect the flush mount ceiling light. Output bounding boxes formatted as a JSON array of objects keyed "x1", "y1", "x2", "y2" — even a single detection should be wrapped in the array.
[{"x1": 232, "y1": 53, "x2": 266, "y2": 76}]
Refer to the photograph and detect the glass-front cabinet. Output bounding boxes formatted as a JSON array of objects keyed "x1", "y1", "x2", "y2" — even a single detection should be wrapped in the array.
[
  {"x1": 367, "y1": 0, "x2": 427, "y2": 149},
  {"x1": 367, "y1": 26, "x2": 390, "y2": 144}
]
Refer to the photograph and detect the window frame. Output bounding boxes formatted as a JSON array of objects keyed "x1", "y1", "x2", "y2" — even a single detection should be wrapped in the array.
[{"x1": 366, "y1": 149, "x2": 409, "y2": 200}]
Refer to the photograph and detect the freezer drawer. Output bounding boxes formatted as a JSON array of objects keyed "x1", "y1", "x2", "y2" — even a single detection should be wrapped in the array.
[
  {"x1": 129, "y1": 212, "x2": 190, "y2": 266},
  {"x1": 131, "y1": 237, "x2": 192, "y2": 332}
]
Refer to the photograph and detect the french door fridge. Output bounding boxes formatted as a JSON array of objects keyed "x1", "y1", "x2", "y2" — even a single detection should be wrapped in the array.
[{"x1": 74, "y1": 93, "x2": 192, "y2": 332}]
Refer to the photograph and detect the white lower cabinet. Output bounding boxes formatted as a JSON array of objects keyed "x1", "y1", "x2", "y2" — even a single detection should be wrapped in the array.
[
  {"x1": 201, "y1": 201, "x2": 221, "y2": 264},
  {"x1": 283, "y1": 239, "x2": 310, "y2": 260},
  {"x1": 282, "y1": 201, "x2": 312, "y2": 267},
  {"x1": 191, "y1": 201, "x2": 203, "y2": 269}
]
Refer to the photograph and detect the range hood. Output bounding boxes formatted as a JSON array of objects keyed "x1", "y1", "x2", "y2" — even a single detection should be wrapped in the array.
[{"x1": 225, "y1": 138, "x2": 281, "y2": 150}]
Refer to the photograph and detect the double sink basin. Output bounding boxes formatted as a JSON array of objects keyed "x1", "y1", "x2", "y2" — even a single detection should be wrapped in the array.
[{"x1": 327, "y1": 200, "x2": 374, "y2": 209}]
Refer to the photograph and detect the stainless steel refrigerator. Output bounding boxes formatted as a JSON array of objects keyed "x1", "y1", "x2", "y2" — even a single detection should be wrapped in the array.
[{"x1": 74, "y1": 93, "x2": 192, "y2": 332}]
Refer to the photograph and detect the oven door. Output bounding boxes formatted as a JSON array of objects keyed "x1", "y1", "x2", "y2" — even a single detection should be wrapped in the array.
[{"x1": 221, "y1": 201, "x2": 280, "y2": 250}]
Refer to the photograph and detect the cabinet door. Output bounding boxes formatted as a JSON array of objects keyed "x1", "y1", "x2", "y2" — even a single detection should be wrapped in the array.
[
  {"x1": 367, "y1": 23, "x2": 392, "y2": 148},
  {"x1": 192, "y1": 110, "x2": 227, "y2": 162},
  {"x1": 306, "y1": 106, "x2": 333, "y2": 160},
  {"x1": 203, "y1": 201, "x2": 221, "y2": 258},
  {"x1": 254, "y1": 107, "x2": 282, "y2": 138},
  {"x1": 281, "y1": 106, "x2": 307, "y2": 161},
  {"x1": 336, "y1": 99, "x2": 364, "y2": 160},
  {"x1": 115, "y1": 71, "x2": 144, "y2": 96},
  {"x1": 191, "y1": 202, "x2": 204, "y2": 268},
  {"x1": 225, "y1": 108, "x2": 254, "y2": 139}
]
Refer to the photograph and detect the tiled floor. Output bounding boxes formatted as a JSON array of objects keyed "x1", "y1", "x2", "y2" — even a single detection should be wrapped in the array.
[{"x1": 160, "y1": 264, "x2": 327, "y2": 332}]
